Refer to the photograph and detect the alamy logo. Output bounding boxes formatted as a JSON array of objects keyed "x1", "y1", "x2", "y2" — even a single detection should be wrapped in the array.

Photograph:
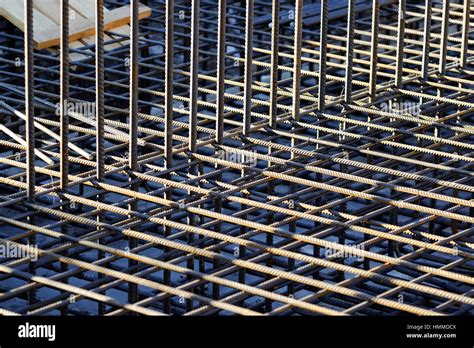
[
  {"x1": 380, "y1": 101, "x2": 420, "y2": 117},
  {"x1": 18, "y1": 322, "x2": 56, "y2": 342},
  {"x1": 0, "y1": 242, "x2": 38, "y2": 262},
  {"x1": 216, "y1": 149, "x2": 258, "y2": 167},
  {"x1": 325, "y1": 244, "x2": 365, "y2": 261},
  {"x1": 55, "y1": 100, "x2": 95, "y2": 117}
]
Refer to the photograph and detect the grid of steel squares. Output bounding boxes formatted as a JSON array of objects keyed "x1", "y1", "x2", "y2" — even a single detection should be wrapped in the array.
[{"x1": 0, "y1": 0, "x2": 473, "y2": 316}]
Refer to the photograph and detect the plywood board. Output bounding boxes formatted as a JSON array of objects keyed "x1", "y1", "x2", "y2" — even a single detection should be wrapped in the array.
[
  {"x1": 35, "y1": 0, "x2": 122, "y2": 50},
  {"x1": 0, "y1": 0, "x2": 151, "y2": 50},
  {"x1": 69, "y1": 0, "x2": 131, "y2": 48},
  {"x1": 34, "y1": 3, "x2": 151, "y2": 49},
  {"x1": 0, "y1": 0, "x2": 93, "y2": 61}
]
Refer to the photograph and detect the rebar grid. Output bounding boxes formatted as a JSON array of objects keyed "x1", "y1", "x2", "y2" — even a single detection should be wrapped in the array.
[{"x1": 0, "y1": 0, "x2": 473, "y2": 316}]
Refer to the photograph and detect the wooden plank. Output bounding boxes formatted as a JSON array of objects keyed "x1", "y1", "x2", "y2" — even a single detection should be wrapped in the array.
[
  {"x1": 60, "y1": 0, "x2": 123, "y2": 50},
  {"x1": 33, "y1": 1, "x2": 93, "y2": 53},
  {"x1": 0, "y1": 0, "x2": 58, "y2": 35},
  {"x1": 69, "y1": 0, "x2": 130, "y2": 47},
  {"x1": 34, "y1": 0, "x2": 122, "y2": 51},
  {"x1": 0, "y1": 0, "x2": 90, "y2": 61},
  {"x1": 34, "y1": 3, "x2": 151, "y2": 49},
  {"x1": 105, "y1": 23, "x2": 131, "y2": 47},
  {"x1": 47, "y1": 47, "x2": 91, "y2": 63}
]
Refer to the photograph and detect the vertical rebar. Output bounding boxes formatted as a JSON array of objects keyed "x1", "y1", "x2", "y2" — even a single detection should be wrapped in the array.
[
  {"x1": 163, "y1": 0, "x2": 175, "y2": 314},
  {"x1": 187, "y1": 0, "x2": 200, "y2": 312},
  {"x1": 395, "y1": 0, "x2": 405, "y2": 88},
  {"x1": 60, "y1": 0, "x2": 70, "y2": 192},
  {"x1": 189, "y1": 0, "x2": 200, "y2": 152},
  {"x1": 24, "y1": 0, "x2": 36, "y2": 307},
  {"x1": 460, "y1": 0, "x2": 471, "y2": 68},
  {"x1": 291, "y1": 0, "x2": 302, "y2": 122},
  {"x1": 239, "y1": 0, "x2": 254, "y2": 294},
  {"x1": 129, "y1": 0, "x2": 139, "y2": 174},
  {"x1": 345, "y1": 0, "x2": 355, "y2": 103},
  {"x1": 243, "y1": 0, "x2": 254, "y2": 135},
  {"x1": 96, "y1": 0, "x2": 105, "y2": 181},
  {"x1": 165, "y1": 0, "x2": 174, "y2": 167},
  {"x1": 59, "y1": 0, "x2": 70, "y2": 316},
  {"x1": 266, "y1": 0, "x2": 280, "y2": 310},
  {"x1": 216, "y1": 0, "x2": 226, "y2": 144},
  {"x1": 439, "y1": 0, "x2": 450, "y2": 75},
  {"x1": 318, "y1": 0, "x2": 328, "y2": 111},
  {"x1": 288, "y1": 0, "x2": 303, "y2": 294},
  {"x1": 211, "y1": 0, "x2": 227, "y2": 300},
  {"x1": 24, "y1": 0, "x2": 35, "y2": 202},
  {"x1": 458, "y1": 0, "x2": 470, "y2": 130},
  {"x1": 369, "y1": 0, "x2": 379, "y2": 102},
  {"x1": 269, "y1": 0, "x2": 279, "y2": 128},
  {"x1": 95, "y1": 0, "x2": 105, "y2": 316},
  {"x1": 421, "y1": 0, "x2": 432, "y2": 80},
  {"x1": 128, "y1": 0, "x2": 139, "y2": 307}
]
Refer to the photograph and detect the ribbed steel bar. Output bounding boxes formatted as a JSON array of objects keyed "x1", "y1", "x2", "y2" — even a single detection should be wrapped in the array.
[
  {"x1": 129, "y1": 0, "x2": 139, "y2": 175},
  {"x1": 215, "y1": 0, "x2": 226, "y2": 144},
  {"x1": 59, "y1": 0, "x2": 71, "y2": 317},
  {"x1": 421, "y1": 0, "x2": 433, "y2": 80},
  {"x1": 318, "y1": 0, "x2": 328, "y2": 111},
  {"x1": 24, "y1": 0, "x2": 35, "y2": 202},
  {"x1": 243, "y1": 0, "x2": 254, "y2": 135},
  {"x1": 95, "y1": 0, "x2": 106, "y2": 316},
  {"x1": 344, "y1": 0, "x2": 356, "y2": 103},
  {"x1": 59, "y1": 0, "x2": 69, "y2": 191},
  {"x1": 128, "y1": 0, "x2": 140, "y2": 306},
  {"x1": 291, "y1": 0, "x2": 303, "y2": 121},
  {"x1": 23, "y1": 0, "x2": 37, "y2": 308},
  {"x1": 96, "y1": 0, "x2": 105, "y2": 180},
  {"x1": 460, "y1": 0, "x2": 471, "y2": 67},
  {"x1": 189, "y1": 0, "x2": 200, "y2": 151},
  {"x1": 439, "y1": 0, "x2": 450, "y2": 74},
  {"x1": 395, "y1": 0, "x2": 405, "y2": 88},
  {"x1": 165, "y1": 0, "x2": 174, "y2": 168},
  {"x1": 269, "y1": 0, "x2": 279, "y2": 127},
  {"x1": 369, "y1": 0, "x2": 379, "y2": 102}
]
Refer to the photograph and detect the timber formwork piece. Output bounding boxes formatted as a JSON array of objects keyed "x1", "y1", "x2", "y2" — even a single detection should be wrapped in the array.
[{"x1": 0, "y1": 0, "x2": 473, "y2": 316}]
